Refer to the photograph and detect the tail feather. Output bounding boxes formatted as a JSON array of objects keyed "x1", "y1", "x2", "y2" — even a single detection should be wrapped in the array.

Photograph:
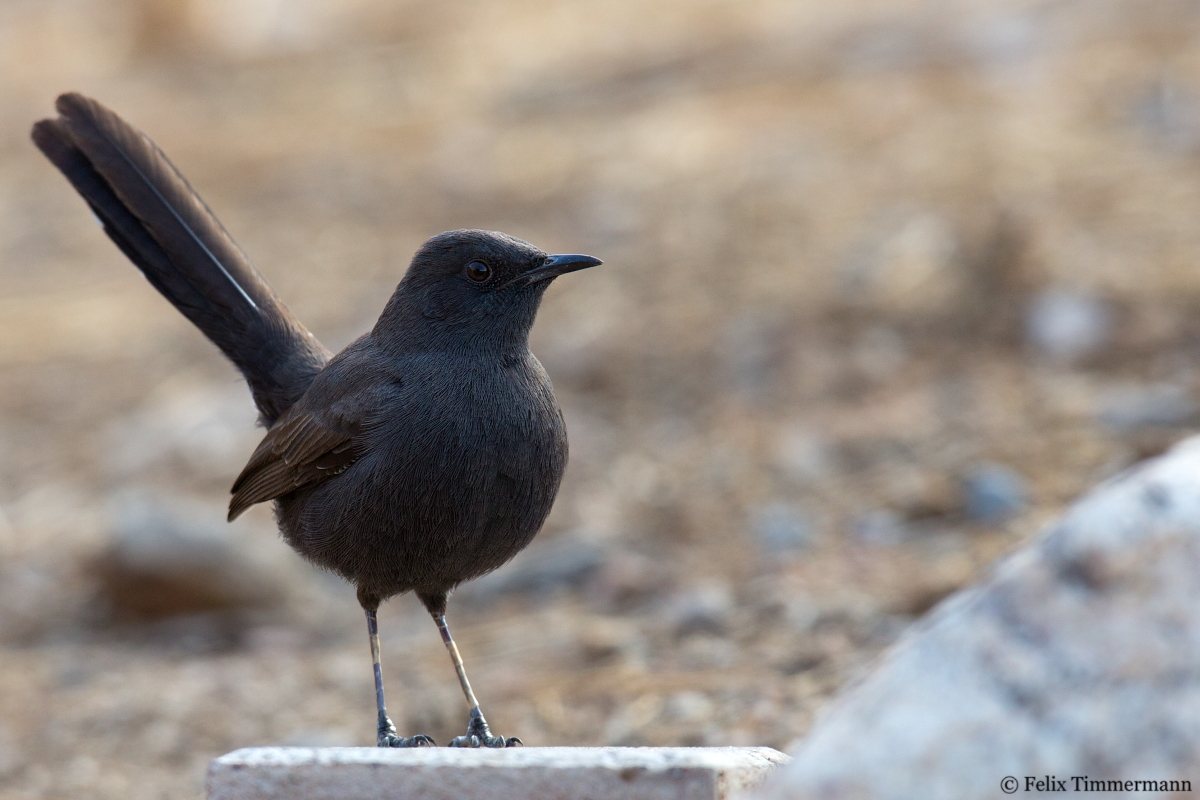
[
  {"x1": 32, "y1": 117, "x2": 218, "y2": 330},
  {"x1": 31, "y1": 93, "x2": 329, "y2": 424}
]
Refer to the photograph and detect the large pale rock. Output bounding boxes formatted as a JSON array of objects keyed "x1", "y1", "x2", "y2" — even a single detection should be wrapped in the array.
[
  {"x1": 756, "y1": 435, "x2": 1200, "y2": 800},
  {"x1": 207, "y1": 746, "x2": 788, "y2": 800}
]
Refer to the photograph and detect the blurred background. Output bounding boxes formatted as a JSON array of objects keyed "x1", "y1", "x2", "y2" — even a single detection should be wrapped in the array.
[{"x1": 2, "y1": 0, "x2": 1200, "y2": 796}]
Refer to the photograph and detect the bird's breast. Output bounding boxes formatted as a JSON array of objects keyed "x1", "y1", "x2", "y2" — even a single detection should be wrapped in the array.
[
  {"x1": 371, "y1": 352, "x2": 566, "y2": 491},
  {"x1": 281, "y1": 349, "x2": 568, "y2": 595}
]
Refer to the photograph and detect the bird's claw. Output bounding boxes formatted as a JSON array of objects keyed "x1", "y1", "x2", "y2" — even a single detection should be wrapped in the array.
[
  {"x1": 448, "y1": 733, "x2": 522, "y2": 748},
  {"x1": 378, "y1": 732, "x2": 436, "y2": 747},
  {"x1": 447, "y1": 707, "x2": 521, "y2": 747},
  {"x1": 376, "y1": 710, "x2": 436, "y2": 747}
]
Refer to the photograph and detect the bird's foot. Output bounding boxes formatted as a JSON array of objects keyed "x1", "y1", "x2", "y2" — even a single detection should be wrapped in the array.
[
  {"x1": 446, "y1": 734, "x2": 520, "y2": 748},
  {"x1": 377, "y1": 715, "x2": 435, "y2": 747},
  {"x1": 447, "y1": 707, "x2": 522, "y2": 748},
  {"x1": 447, "y1": 733, "x2": 522, "y2": 748},
  {"x1": 378, "y1": 732, "x2": 436, "y2": 747}
]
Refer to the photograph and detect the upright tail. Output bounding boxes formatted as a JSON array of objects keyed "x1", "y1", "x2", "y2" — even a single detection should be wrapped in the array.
[{"x1": 31, "y1": 93, "x2": 329, "y2": 425}]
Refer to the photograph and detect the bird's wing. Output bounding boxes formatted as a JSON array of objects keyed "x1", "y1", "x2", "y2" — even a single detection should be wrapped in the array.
[{"x1": 228, "y1": 408, "x2": 364, "y2": 520}]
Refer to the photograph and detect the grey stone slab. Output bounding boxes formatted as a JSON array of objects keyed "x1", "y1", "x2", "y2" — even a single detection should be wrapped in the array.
[
  {"x1": 207, "y1": 746, "x2": 788, "y2": 800},
  {"x1": 753, "y1": 435, "x2": 1200, "y2": 800}
]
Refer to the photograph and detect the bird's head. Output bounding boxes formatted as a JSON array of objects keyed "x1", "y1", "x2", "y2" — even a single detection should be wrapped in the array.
[{"x1": 375, "y1": 229, "x2": 601, "y2": 350}]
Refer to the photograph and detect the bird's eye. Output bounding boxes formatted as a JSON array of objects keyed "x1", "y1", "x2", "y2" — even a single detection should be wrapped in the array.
[{"x1": 465, "y1": 261, "x2": 492, "y2": 282}]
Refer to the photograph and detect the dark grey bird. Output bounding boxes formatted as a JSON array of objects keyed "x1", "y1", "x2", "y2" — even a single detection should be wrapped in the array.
[{"x1": 32, "y1": 93, "x2": 600, "y2": 748}]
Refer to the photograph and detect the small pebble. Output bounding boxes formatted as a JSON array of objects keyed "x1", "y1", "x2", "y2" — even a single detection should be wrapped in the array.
[
  {"x1": 963, "y1": 463, "x2": 1028, "y2": 523},
  {"x1": 459, "y1": 537, "x2": 606, "y2": 600},
  {"x1": 671, "y1": 584, "x2": 734, "y2": 637},
  {"x1": 1097, "y1": 383, "x2": 1198, "y2": 431},
  {"x1": 1025, "y1": 290, "x2": 1112, "y2": 363},
  {"x1": 852, "y1": 510, "x2": 909, "y2": 546},
  {"x1": 752, "y1": 502, "x2": 813, "y2": 555}
]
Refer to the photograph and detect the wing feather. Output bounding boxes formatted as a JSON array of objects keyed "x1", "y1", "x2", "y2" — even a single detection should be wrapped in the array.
[{"x1": 228, "y1": 410, "x2": 362, "y2": 520}]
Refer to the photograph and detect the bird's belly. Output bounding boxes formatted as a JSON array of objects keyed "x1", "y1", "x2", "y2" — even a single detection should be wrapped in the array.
[{"x1": 277, "y1": 401, "x2": 566, "y2": 600}]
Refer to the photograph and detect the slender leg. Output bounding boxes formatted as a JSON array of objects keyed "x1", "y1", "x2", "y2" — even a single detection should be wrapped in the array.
[
  {"x1": 433, "y1": 613, "x2": 522, "y2": 748},
  {"x1": 365, "y1": 606, "x2": 435, "y2": 747}
]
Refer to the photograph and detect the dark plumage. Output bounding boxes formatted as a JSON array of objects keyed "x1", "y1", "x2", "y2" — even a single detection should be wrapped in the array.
[
  {"x1": 31, "y1": 93, "x2": 328, "y2": 423},
  {"x1": 32, "y1": 93, "x2": 600, "y2": 748}
]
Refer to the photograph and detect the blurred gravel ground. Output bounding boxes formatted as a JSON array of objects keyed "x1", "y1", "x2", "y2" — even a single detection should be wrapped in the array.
[{"x1": 2, "y1": 0, "x2": 1200, "y2": 797}]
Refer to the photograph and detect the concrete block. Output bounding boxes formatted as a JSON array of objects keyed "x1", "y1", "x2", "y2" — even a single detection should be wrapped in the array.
[{"x1": 207, "y1": 746, "x2": 788, "y2": 800}]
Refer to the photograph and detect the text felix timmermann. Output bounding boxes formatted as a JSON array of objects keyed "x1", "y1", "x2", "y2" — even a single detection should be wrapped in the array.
[{"x1": 1026, "y1": 776, "x2": 1191, "y2": 792}]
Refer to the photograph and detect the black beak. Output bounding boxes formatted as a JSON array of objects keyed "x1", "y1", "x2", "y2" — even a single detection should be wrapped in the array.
[{"x1": 514, "y1": 253, "x2": 603, "y2": 286}]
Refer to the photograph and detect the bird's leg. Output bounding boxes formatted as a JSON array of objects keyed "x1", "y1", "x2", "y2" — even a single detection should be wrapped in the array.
[
  {"x1": 433, "y1": 612, "x2": 522, "y2": 748},
  {"x1": 365, "y1": 605, "x2": 435, "y2": 747}
]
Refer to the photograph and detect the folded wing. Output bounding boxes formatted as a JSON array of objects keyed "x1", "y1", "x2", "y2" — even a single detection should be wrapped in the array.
[{"x1": 229, "y1": 409, "x2": 363, "y2": 520}]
